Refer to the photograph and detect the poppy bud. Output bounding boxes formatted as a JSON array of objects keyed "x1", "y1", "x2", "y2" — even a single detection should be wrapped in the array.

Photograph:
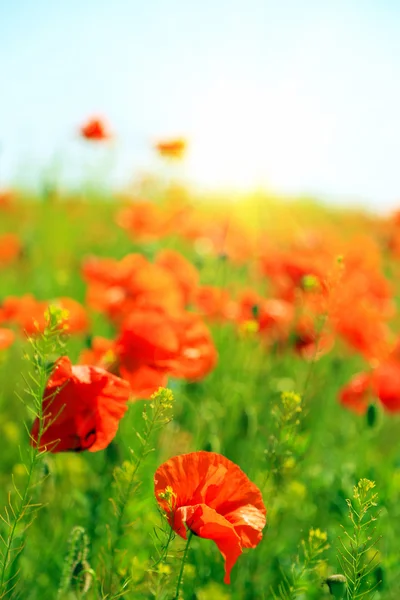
[
  {"x1": 366, "y1": 402, "x2": 381, "y2": 428},
  {"x1": 239, "y1": 407, "x2": 250, "y2": 437}
]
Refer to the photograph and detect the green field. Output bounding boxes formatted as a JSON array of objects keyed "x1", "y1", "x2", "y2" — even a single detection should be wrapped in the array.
[{"x1": 0, "y1": 186, "x2": 399, "y2": 600}]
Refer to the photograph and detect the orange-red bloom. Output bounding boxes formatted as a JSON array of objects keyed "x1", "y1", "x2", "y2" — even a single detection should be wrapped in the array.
[
  {"x1": 80, "y1": 306, "x2": 217, "y2": 398},
  {"x1": 235, "y1": 289, "x2": 295, "y2": 342},
  {"x1": 195, "y1": 286, "x2": 237, "y2": 321},
  {"x1": 155, "y1": 249, "x2": 199, "y2": 305},
  {"x1": 155, "y1": 138, "x2": 186, "y2": 160},
  {"x1": 80, "y1": 117, "x2": 111, "y2": 141},
  {"x1": 0, "y1": 234, "x2": 22, "y2": 266},
  {"x1": 154, "y1": 451, "x2": 266, "y2": 584},
  {"x1": 0, "y1": 328, "x2": 15, "y2": 350},
  {"x1": 116, "y1": 200, "x2": 170, "y2": 241},
  {"x1": 339, "y1": 372, "x2": 372, "y2": 415},
  {"x1": 115, "y1": 308, "x2": 217, "y2": 395},
  {"x1": 82, "y1": 253, "x2": 185, "y2": 323},
  {"x1": 31, "y1": 356, "x2": 130, "y2": 452},
  {"x1": 0, "y1": 190, "x2": 15, "y2": 210},
  {"x1": 340, "y1": 361, "x2": 400, "y2": 414},
  {"x1": 0, "y1": 295, "x2": 88, "y2": 335}
]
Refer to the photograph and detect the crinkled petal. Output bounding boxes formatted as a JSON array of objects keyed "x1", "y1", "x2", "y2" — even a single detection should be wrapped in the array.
[{"x1": 175, "y1": 504, "x2": 242, "y2": 584}]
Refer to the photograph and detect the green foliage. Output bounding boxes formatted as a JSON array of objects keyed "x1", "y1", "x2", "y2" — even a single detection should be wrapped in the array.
[
  {"x1": 0, "y1": 306, "x2": 67, "y2": 598},
  {"x1": 337, "y1": 479, "x2": 380, "y2": 600},
  {"x1": 102, "y1": 388, "x2": 174, "y2": 597},
  {"x1": 0, "y1": 195, "x2": 398, "y2": 598},
  {"x1": 264, "y1": 390, "x2": 306, "y2": 489},
  {"x1": 272, "y1": 527, "x2": 330, "y2": 599},
  {"x1": 58, "y1": 526, "x2": 93, "y2": 598}
]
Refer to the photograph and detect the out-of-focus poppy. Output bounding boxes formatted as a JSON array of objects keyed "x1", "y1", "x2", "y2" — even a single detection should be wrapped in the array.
[
  {"x1": 81, "y1": 334, "x2": 169, "y2": 399},
  {"x1": 116, "y1": 308, "x2": 217, "y2": 394},
  {"x1": 340, "y1": 372, "x2": 372, "y2": 415},
  {"x1": 79, "y1": 336, "x2": 116, "y2": 369},
  {"x1": 0, "y1": 295, "x2": 48, "y2": 333},
  {"x1": 340, "y1": 361, "x2": 400, "y2": 414},
  {"x1": 81, "y1": 307, "x2": 217, "y2": 397},
  {"x1": 235, "y1": 289, "x2": 294, "y2": 342},
  {"x1": 195, "y1": 286, "x2": 237, "y2": 321},
  {"x1": 115, "y1": 309, "x2": 177, "y2": 397},
  {"x1": 371, "y1": 361, "x2": 400, "y2": 412},
  {"x1": 154, "y1": 451, "x2": 266, "y2": 584},
  {"x1": 0, "y1": 234, "x2": 22, "y2": 266},
  {"x1": 0, "y1": 295, "x2": 88, "y2": 335},
  {"x1": 155, "y1": 249, "x2": 199, "y2": 305},
  {"x1": 155, "y1": 138, "x2": 186, "y2": 160},
  {"x1": 332, "y1": 304, "x2": 392, "y2": 361},
  {"x1": 80, "y1": 117, "x2": 111, "y2": 141},
  {"x1": 165, "y1": 311, "x2": 218, "y2": 381},
  {"x1": 181, "y1": 216, "x2": 254, "y2": 264},
  {"x1": 115, "y1": 200, "x2": 169, "y2": 241},
  {"x1": 0, "y1": 328, "x2": 15, "y2": 350},
  {"x1": 0, "y1": 190, "x2": 14, "y2": 210},
  {"x1": 52, "y1": 298, "x2": 89, "y2": 334},
  {"x1": 293, "y1": 316, "x2": 334, "y2": 360},
  {"x1": 259, "y1": 250, "x2": 326, "y2": 298},
  {"x1": 31, "y1": 356, "x2": 130, "y2": 453},
  {"x1": 82, "y1": 253, "x2": 187, "y2": 323}
]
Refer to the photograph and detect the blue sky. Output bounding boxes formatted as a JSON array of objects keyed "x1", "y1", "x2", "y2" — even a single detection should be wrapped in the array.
[{"x1": 1, "y1": 0, "x2": 400, "y2": 210}]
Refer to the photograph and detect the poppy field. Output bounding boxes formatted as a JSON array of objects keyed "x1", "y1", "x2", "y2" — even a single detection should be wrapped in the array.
[{"x1": 1, "y1": 152, "x2": 400, "y2": 599}]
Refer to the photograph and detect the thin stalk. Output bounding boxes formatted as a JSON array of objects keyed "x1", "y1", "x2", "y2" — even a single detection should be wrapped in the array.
[
  {"x1": 106, "y1": 391, "x2": 173, "y2": 595},
  {"x1": 0, "y1": 320, "x2": 58, "y2": 595},
  {"x1": 174, "y1": 531, "x2": 193, "y2": 600}
]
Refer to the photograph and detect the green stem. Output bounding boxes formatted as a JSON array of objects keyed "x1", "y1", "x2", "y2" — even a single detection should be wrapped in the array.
[
  {"x1": 0, "y1": 355, "x2": 48, "y2": 595},
  {"x1": 106, "y1": 404, "x2": 163, "y2": 594},
  {"x1": 174, "y1": 531, "x2": 193, "y2": 600},
  {"x1": 0, "y1": 452, "x2": 36, "y2": 593},
  {"x1": 301, "y1": 312, "x2": 328, "y2": 400},
  {"x1": 152, "y1": 524, "x2": 174, "y2": 570}
]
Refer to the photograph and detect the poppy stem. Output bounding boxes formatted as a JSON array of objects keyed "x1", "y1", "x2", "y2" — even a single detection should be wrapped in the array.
[{"x1": 174, "y1": 530, "x2": 193, "y2": 599}]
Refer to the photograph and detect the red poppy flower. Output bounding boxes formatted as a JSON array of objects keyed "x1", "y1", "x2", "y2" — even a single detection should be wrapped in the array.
[
  {"x1": 0, "y1": 295, "x2": 88, "y2": 335},
  {"x1": 82, "y1": 254, "x2": 184, "y2": 323},
  {"x1": 180, "y1": 215, "x2": 254, "y2": 264},
  {"x1": 79, "y1": 336, "x2": 115, "y2": 368},
  {"x1": 155, "y1": 138, "x2": 186, "y2": 160},
  {"x1": 0, "y1": 295, "x2": 48, "y2": 333},
  {"x1": 165, "y1": 311, "x2": 218, "y2": 381},
  {"x1": 340, "y1": 361, "x2": 400, "y2": 415},
  {"x1": 80, "y1": 334, "x2": 169, "y2": 399},
  {"x1": 0, "y1": 233, "x2": 22, "y2": 266},
  {"x1": 195, "y1": 286, "x2": 237, "y2": 321},
  {"x1": 293, "y1": 316, "x2": 334, "y2": 361},
  {"x1": 339, "y1": 372, "x2": 372, "y2": 415},
  {"x1": 155, "y1": 249, "x2": 199, "y2": 305},
  {"x1": 115, "y1": 200, "x2": 169, "y2": 241},
  {"x1": 0, "y1": 328, "x2": 15, "y2": 350},
  {"x1": 235, "y1": 289, "x2": 295, "y2": 343},
  {"x1": 52, "y1": 297, "x2": 89, "y2": 334},
  {"x1": 0, "y1": 190, "x2": 14, "y2": 210},
  {"x1": 154, "y1": 451, "x2": 266, "y2": 584},
  {"x1": 80, "y1": 117, "x2": 111, "y2": 141},
  {"x1": 116, "y1": 308, "x2": 217, "y2": 389},
  {"x1": 31, "y1": 356, "x2": 130, "y2": 452},
  {"x1": 371, "y1": 361, "x2": 400, "y2": 412}
]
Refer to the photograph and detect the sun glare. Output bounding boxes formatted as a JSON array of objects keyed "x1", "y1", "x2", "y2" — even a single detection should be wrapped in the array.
[{"x1": 185, "y1": 79, "x2": 335, "y2": 194}]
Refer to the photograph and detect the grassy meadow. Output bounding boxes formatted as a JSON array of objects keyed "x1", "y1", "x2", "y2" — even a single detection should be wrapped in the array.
[{"x1": 0, "y1": 181, "x2": 399, "y2": 600}]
